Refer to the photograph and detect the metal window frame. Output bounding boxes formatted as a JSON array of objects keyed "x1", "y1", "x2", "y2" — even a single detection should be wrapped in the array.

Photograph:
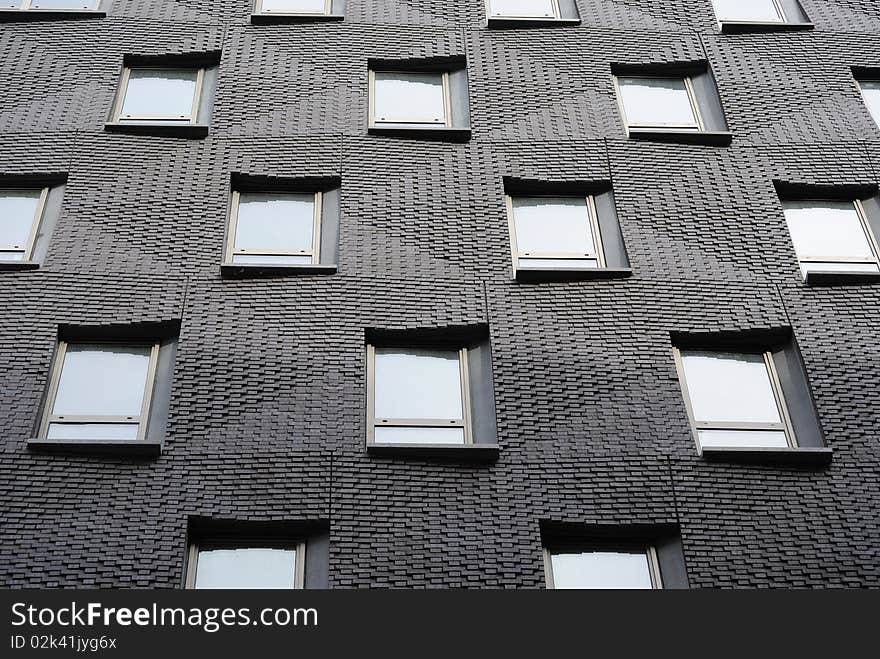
[
  {"x1": 112, "y1": 66, "x2": 204, "y2": 124},
  {"x1": 506, "y1": 194, "x2": 606, "y2": 273},
  {"x1": 0, "y1": 186, "x2": 48, "y2": 261},
  {"x1": 185, "y1": 541, "x2": 306, "y2": 589},
  {"x1": 787, "y1": 199, "x2": 880, "y2": 276},
  {"x1": 368, "y1": 70, "x2": 452, "y2": 128},
  {"x1": 365, "y1": 344, "x2": 473, "y2": 446},
  {"x1": 613, "y1": 75, "x2": 705, "y2": 134},
  {"x1": 254, "y1": 0, "x2": 331, "y2": 15},
  {"x1": 4, "y1": 0, "x2": 100, "y2": 10},
  {"x1": 39, "y1": 340, "x2": 161, "y2": 442},
  {"x1": 485, "y1": 0, "x2": 560, "y2": 20},
  {"x1": 225, "y1": 190, "x2": 322, "y2": 265},
  {"x1": 857, "y1": 79, "x2": 880, "y2": 129},
  {"x1": 672, "y1": 347, "x2": 797, "y2": 453},
  {"x1": 544, "y1": 545, "x2": 663, "y2": 590},
  {"x1": 712, "y1": 0, "x2": 786, "y2": 26}
]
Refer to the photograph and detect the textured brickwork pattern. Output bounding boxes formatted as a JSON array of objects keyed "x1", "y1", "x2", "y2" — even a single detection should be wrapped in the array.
[{"x1": 0, "y1": 0, "x2": 878, "y2": 588}]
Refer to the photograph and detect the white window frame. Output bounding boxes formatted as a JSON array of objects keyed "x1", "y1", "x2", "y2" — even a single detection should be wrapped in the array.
[
  {"x1": 185, "y1": 541, "x2": 306, "y2": 589},
  {"x1": 858, "y1": 79, "x2": 880, "y2": 129},
  {"x1": 672, "y1": 347, "x2": 797, "y2": 453},
  {"x1": 368, "y1": 70, "x2": 452, "y2": 128},
  {"x1": 225, "y1": 191, "x2": 323, "y2": 265},
  {"x1": 111, "y1": 67, "x2": 205, "y2": 125},
  {"x1": 614, "y1": 75, "x2": 705, "y2": 133},
  {"x1": 253, "y1": 0, "x2": 331, "y2": 15},
  {"x1": 506, "y1": 194, "x2": 606, "y2": 272},
  {"x1": 543, "y1": 546, "x2": 663, "y2": 589},
  {"x1": 785, "y1": 199, "x2": 880, "y2": 277},
  {"x1": 39, "y1": 341, "x2": 161, "y2": 442},
  {"x1": 0, "y1": 186, "x2": 48, "y2": 262},
  {"x1": 486, "y1": 0, "x2": 561, "y2": 20},
  {"x1": 711, "y1": 0, "x2": 786, "y2": 27},
  {"x1": 2, "y1": 0, "x2": 101, "y2": 11},
  {"x1": 365, "y1": 345, "x2": 474, "y2": 446}
]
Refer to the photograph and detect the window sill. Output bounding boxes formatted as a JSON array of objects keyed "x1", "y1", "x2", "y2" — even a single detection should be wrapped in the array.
[
  {"x1": 0, "y1": 9, "x2": 106, "y2": 22},
  {"x1": 367, "y1": 443, "x2": 499, "y2": 462},
  {"x1": 27, "y1": 438, "x2": 162, "y2": 457},
  {"x1": 368, "y1": 126, "x2": 472, "y2": 143},
  {"x1": 487, "y1": 17, "x2": 581, "y2": 29},
  {"x1": 515, "y1": 267, "x2": 632, "y2": 283},
  {"x1": 220, "y1": 263, "x2": 338, "y2": 278},
  {"x1": 0, "y1": 260, "x2": 39, "y2": 272},
  {"x1": 627, "y1": 128, "x2": 733, "y2": 146},
  {"x1": 701, "y1": 446, "x2": 832, "y2": 466},
  {"x1": 250, "y1": 12, "x2": 344, "y2": 24},
  {"x1": 105, "y1": 122, "x2": 209, "y2": 140},
  {"x1": 804, "y1": 271, "x2": 880, "y2": 287},
  {"x1": 719, "y1": 21, "x2": 814, "y2": 34}
]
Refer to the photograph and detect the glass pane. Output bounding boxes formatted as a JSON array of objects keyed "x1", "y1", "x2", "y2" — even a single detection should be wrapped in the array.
[
  {"x1": 551, "y1": 551, "x2": 654, "y2": 589},
  {"x1": 712, "y1": 0, "x2": 782, "y2": 22},
  {"x1": 374, "y1": 426, "x2": 466, "y2": 445},
  {"x1": 120, "y1": 69, "x2": 198, "y2": 120},
  {"x1": 373, "y1": 72, "x2": 446, "y2": 124},
  {"x1": 0, "y1": 251, "x2": 25, "y2": 262},
  {"x1": 374, "y1": 349, "x2": 463, "y2": 420},
  {"x1": 47, "y1": 423, "x2": 140, "y2": 441},
  {"x1": 681, "y1": 352, "x2": 782, "y2": 424},
  {"x1": 234, "y1": 194, "x2": 315, "y2": 254},
  {"x1": 519, "y1": 258, "x2": 599, "y2": 269},
  {"x1": 618, "y1": 78, "x2": 698, "y2": 127},
  {"x1": 489, "y1": 0, "x2": 557, "y2": 18},
  {"x1": 512, "y1": 197, "x2": 596, "y2": 256},
  {"x1": 52, "y1": 345, "x2": 152, "y2": 417},
  {"x1": 784, "y1": 201, "x2": 877, "y2": 262},
  {"x1": 231, "y1": 254, "x2": 313, "y2": 265},
  {"x1": 195, "y1": 548, "x2": 297, "y2": 589},
  {"x1": 862, "y1": 81, "x2": 880, "y2": 125},
  {"x1": 261, "y1": 0, "x2": 327, "y2": 12},
  {"x1": 698, "y1": 429, "x2": 789, "y2": 449},
  {"x1": 0, "y1": 190, "x2": 41, "y2": 248},
  {"x1": 30, "y1": 0, "x2": 99, "y2": 8},
  {"x1": 800, "y1": 261, "x2": 880, "y2": 277}
]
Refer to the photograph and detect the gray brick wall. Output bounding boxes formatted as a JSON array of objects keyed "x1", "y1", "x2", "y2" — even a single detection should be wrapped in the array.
[{"x1": 1, "y1": 0, "x2": 878, "y2": 588}]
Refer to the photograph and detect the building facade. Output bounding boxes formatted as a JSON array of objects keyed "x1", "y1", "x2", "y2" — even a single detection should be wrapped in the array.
[{"x1": 1, "y1": 0, "x2": 878, "y2": 588}]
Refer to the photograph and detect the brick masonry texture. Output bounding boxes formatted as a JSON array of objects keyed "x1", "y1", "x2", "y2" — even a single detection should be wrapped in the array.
[{"x1": 1, "y1": 0, "x2": 878, "y2": 588}]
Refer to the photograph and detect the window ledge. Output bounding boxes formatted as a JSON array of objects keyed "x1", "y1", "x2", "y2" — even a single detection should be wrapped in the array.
[
  {"x1": 0, "y1": 9, "x2": 106, "y2": 22},
  {"x1": 0, "y1": 260, "x2": 39, "y2": 272},
  {"x1": 27, "y1": 438, "x2": 162, "y2": 457},
  {"x1": 804, "y1": 271, "x2": 880, "y2": 287},
  {"x1": 367, "y1": 443, "x2": 499, "y2": 462},
  {"x1": 368, "y1": 126, "x2": 472, "y2": 143},
  {"x1": 515, "y1": 267, "x2": 632, "y2": 283},
  {"x1": 220, "y1": 263, "x2": 338, "y2": 278},
  {"x1": 701, "y1": 446, "x2": 832, "y2": 466},
  {"x1": 487, "y1": 17, "x2": 581, "y2": 29},
  {"x1": 719, "y1": 21, "x2": 814, "y2": 34},
  {"x1": 250, "y1": 12, "x2": 344, "y2": 24},
  {"x1": 627, "y1": 128, "x2": 733, "y2": 146},
  {"x1": 105, "y1": 122, "x2": 209, "y2": 140}
]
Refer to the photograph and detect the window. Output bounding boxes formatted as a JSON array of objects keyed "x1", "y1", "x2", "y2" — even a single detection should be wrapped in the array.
[
  {"x1": 366, "y1": 346, "x2": 472, "y2": 446},
  {"x1": 187, "y1": 543, "x2": 304, "y2": 589},
  {"x1": 226, "y1": 192, "x2": 321, "y2": 266},
  {"x1": 616, "y1": 76, "x2": 702, "y2": 131},
  {"x1": 111, "y1": 67, "x2": 203, "y2": 125},
  {"x1": 254, "y1": 0, "x2": 330, "y2": 14},
  {"x1": 39, "y1": 342, "x2": 160, "y2": 442},
  {"x1": 488, "y1": 0, "x2": 559, "y2": 19},
  {"x1": 712, "y1": 0, "x2": 784, "y2": 23},
  {"x1": 2, "y1": 0, "x2": 100, "y2": 10},
  {"x1": 369, "y1": 71, "x2": 450, "y2": 127},
  {"x1": 674, "y1": 349, "x2": 795, "y2": 450},
  {"x1": 782, "y1": 200, "x2": 880, "y2": 278},
  {"x1": 0, "y1": 188, "x2": 47, "y2": 262},
  {"x1": 507, "y1": 196, "x2": 605, "y2": 271},
  {"x1": 859, "y1": 80, "x2": 880, "y2": 128},
  {"x1": 546, "y1": 547, "x2": 662, "y2": 589}
]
